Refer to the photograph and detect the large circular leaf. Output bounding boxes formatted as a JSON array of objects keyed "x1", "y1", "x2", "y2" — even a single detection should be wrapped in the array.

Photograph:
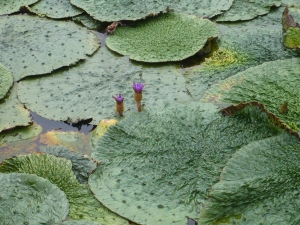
[
  {"x1": 0, "y1": 0, "x2": 39, "y2": 15},
  {"x1": 0, "y1": 63, "x2": 13, "y2": 100},
  {"x1": 89, "y1": 103, "x2": 281, "y2": 225},
  {"x1": 199, "y1": 134, "x2": 300, "y2": 225},
  {"x1": 201, "y1": 58, "x2": 300, "y2": 129},
  {"x1": 69, "y1": 0, "x2": 234, "y2": 22},
  {"x1": 0, "y1": 15, "x2": 100, "y2": 81},
  {"x1": 18, "y1": 47, "x2": 191, "y2": 124},
  {"x1": 0, "y1": 173, "x2": 69, "y2": 225},
  {"x1": 106, "y1": 13, "x2": 219, "y2": 62}
]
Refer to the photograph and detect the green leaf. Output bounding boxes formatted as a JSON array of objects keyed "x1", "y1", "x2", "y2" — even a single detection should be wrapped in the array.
[
  {"x1": 202, "y1": 58, "x2": 300, "y2": 130},
  {"x1": 216, "y1": 0, "x2": 281, "y2": 22},
  {"x1": 284, "y1": 27, "x2": 300, "y2": 50},
  {"x1": 0, "y1": 84, "x2": 31, "y2": 132},
  {"x1": 0, "y1": 15, "x2": 100, "y2": 81},
  {"x1": 18, "y1": 47, "x2": 191, "y2": 124},
  {"x1": 89, "y1": 103, "x2": 281, "y2": 224},
  {"x1": 69, "y1": 0, "x2": 234, "y2": 22},
  {"x1": 27, "y1": 0, "x2": 83, "y2": 19},
  {"x1": 0, "y1": 173, "x2": 69, "y2": 225},
  {"x1": 54, "y1": 221, "x2": 102, "y2": 225},
  {"x1": 0, "y1": 0, "x2": 39, "y2": 15},
  {"x1": 199, "y1": 134, "x2": 300, "y2": 225},
  {"x1": 185, "y1": 28, "x2": 297, "y2": 99},
  {"x1": 73, "y1": 13, "x2": 105, "y2": 30},
  {"x1": 106, "y1": 13, "x2": 219, "y2": 62},
  {"x1": 0, "y1": 63, "x2": 13, "y2": 100},
  {"x1": 0, "y1": 154, "x2": 128, "y2": 225},
  {"x1": 40, "y1": 145, "x2": 97, "y2": 184}
]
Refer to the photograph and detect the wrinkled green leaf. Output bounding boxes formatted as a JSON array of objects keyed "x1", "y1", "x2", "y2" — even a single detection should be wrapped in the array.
[
  {"x1": 185, "y1": 28, "x2": 297, "y2": 99},
  {"x1": 199, "y1": 134, "x2": 300, "y2": 225},
  {"x1": 202, "y1": 58, "x2": 300, "y2": 129},
  {"x1": 0, "y1": 0, "x2": 39, "y2": 15},
  {"x1": 0, "y1": 84, "x2": 31, "y2": 132},
  {"x1": 89, "y1": 103, "x2": 281, "y2": 225},
  {"x1": 0, "y1": 154, "x2": 128, "y2": 225},
  {"x1": 0, "y1": 63, "x2": 13, "y2": 100},
  {"x1": 284, "y1": 27, "x2": 300, "y2": 49},
  {"x1": 106, "y1": 13, "x2": 219, "y2": 62},
  {"x1": 18, "y1": 47, "x2": 191, "y2": 124},
  {"x1": 0, "y1": 173, "x2": 69, "y2": 225},
  {"x1": 40, "y1": 145, "x2": 97, "y2": 184},
  {"x1": 27, "y1": 0, "x2": 83, "y2": 19},
  {"x1": 0, "y1": 15, "x2": 100, "y2": 81},
  {"x1": 69, "y1": 0, "x2": 234, "y2": 22},
  {"x1": 216, "y1": 0, "x2": 281, "y2": 22}
]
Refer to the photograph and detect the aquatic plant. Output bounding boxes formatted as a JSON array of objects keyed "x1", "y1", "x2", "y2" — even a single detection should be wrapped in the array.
[
  {"x1": 113, "y1": 94, "x2": 125, "y2": 116},
  {"x1": 132, "y1": 82, "x2": 145, "y2": 112}
]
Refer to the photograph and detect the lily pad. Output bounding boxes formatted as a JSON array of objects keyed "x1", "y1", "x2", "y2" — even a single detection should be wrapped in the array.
[
  {"x1": 89, "y1": 102, "x2": 281, "y2": 224},
  {"x1": 27, "y1": 0, "x2": 83, "y2": 19},
  {"x1": 0, "y1": 0, "x2": 39, "y2": 15},
  {"x1": 73, "y1": 13, "x2": 105, "y2": 30},
  {"x1": 91, "y1": 119, "x2": 118, "y2": 147},
  {"x1": 69, "y1": 0, "x2": 234, "y2": 22},
  {"x1": 106, "y1": 13, "x2": 219, "y2": 62},
  {"x1": 54, "y1": 221, "x2": 102, "y2": 225},
  {"x1": 0, "y1": 63, "x2": 13, "y2": 100},
  {"x1": 199, "y1": 133, "x2": 300, "y2": 225},
  {"x1": 0, "y1": 15, "x2": 100, "y2": 81},
  {"x1": 0, "y1": 173, "x2": 69, "y2": 225},
  {"x1": 18, "y1": 47, "x2": 191, "y2": 124},
  {"x1": 40, "y1": 145, "x2": 97, "y2": 184},
  {"x1": 216, "y1": 0, "x2": 281, "y2": 22},
  {"x1": 201, "y1": 58, "x2": 300, "y2": 129},
  {"x1": 0, "y1": 153, "x2": 128, "y2": 225},
  {"x1": 0, "y1": 84, "x2": 31, "y2": 132},
  {"x1": 185, "y1": 28, "x2": 297, "y2": 99}
]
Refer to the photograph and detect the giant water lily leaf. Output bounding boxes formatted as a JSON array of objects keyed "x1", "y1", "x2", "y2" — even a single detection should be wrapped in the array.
[
  {"x1": 18, "y1": 47, "x2": 191, "y2": 124},
  {"x1": 185, "y1": 28, "x2": 297, "y2": 99},
  {"x1": 0, "y1": 85, "x2": 31, "y2": 132},
  {"x1": 69, "y1": 0, "x2": 233, "y2": 22},
  {"x1": 106, "y1": 13, "x2": 219, "y2": 62},
  {"x1": 0, "y1": 173, "x2": 69, "y2": 225},
  {"x1": 202, "y1": 58, "x2": 300, "y2": 129},
  {"x1": 73, "y1": 13, "x2": 105, "y2": 30},
  {"x1": 40, "y1": 145, "x2": 97, "y2": 184},
  {"x1": 199, "y1": 134, "x2": 300, "y2": 225},
  {"x1": 0, "y1": 154, "x2": 128, "y2": 225},
  {"x1": 0, "y1": 15, "x2": 99, "y2": 81},
  {"x1": 0, "y1": 0, "x2": 39, "y2": 15},
  {"x1": 89, "y1": 103, "x2": 282, "y2": 225},
  {"x1": 0, "y1": 63, "x2": 13, "y2": 100},
  {"x1": 216, "y1": 0, "x2": 281, "y2": 22},
  {"x1": 27, "y1": 0, "x2": 83, "y2": 19}
]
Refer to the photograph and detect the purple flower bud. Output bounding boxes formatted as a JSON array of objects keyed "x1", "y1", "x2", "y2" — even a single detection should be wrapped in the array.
[
  {"x1": 132, "y1": 82, "x2": 145, "y2": 93},
  {"x1": 113, "y1": 94, "x2": 124, "y2": 103}
]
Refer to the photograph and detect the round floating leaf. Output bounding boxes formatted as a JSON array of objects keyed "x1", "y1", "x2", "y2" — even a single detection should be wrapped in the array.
[
  {"x1": 73, "y1": 13, "x2": 105, "y2": 30},
  {"x1": 0, "y1": 0, "x2": 39, "y2": 15},
  {"x1": 216, "y1": 0, "x2": 281, "y2": 22},
  {"x1": 69, "y1": 0, "x2": 233, "y2": 22},
  {"x1": 106, "y1": 13, "x2": 219, "y2": 62},
  {"x1": 0, "y1": 63, "x2": 13, "y2": 100},
  {"x1": 0, "y1": 84, "x2": 31, "y2": 132},
  {"x1": 185, "y1": 28, "x2": 297, "y2": 99},
  {"x1": 202, "y1": 58, "x2": 300, "y2": 129},
  {"x1": 89, "y1": 103, "x2": 281, "y2": 224},
  {"x1": 0, "y1": 173, "x2": 69, "y2": 225},
  {"x1": 27, "y1": 0, "x2": 83, "y2": 19},
  {"x1": 0, "y1": 154, "x2": 128, "y2": 225},
  {"x1": 40, "y1": 145, "x2": 97, "y2": 184},
  {"x1": 18, "y1": 47, "x2": 191, "y2": 124},
  {"x1": 0, "y1": 15, "x2": 100, "y2": 81},
  {"x1": 54, "y1": 221, "x2": 101, "y2": 225},
  {"x1": 199, "y1": 134, "x2": 300, "y2": 225}
]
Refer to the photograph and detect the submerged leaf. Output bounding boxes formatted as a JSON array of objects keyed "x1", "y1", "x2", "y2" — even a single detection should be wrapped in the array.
[
  {"x1": 199, "y1": 134, "x2": 300, "y2": 225},
  {"x1": 202, "y1": 58, "x2": 300, "y2": 129},
  {"x1": 0, "y1": 15, "x2": 100, "y2": 81},
  {"x1": 89, "y1": 102, "x2": 281, "y2": 224},
  {"x1": 18, "y1": 47, "x2": 191, "y2": 124},
  {"x1": 0, "y1": 173, "x2": 69, "y2": 225}
]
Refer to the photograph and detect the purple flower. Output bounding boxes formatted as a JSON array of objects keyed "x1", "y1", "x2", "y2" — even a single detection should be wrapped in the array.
[
  {"x1": 132, "y1": 82, "x2": 145, "y2": 93},
  {"x1": 113, "y1": 94, "x2": 124, "y2": 103}
]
